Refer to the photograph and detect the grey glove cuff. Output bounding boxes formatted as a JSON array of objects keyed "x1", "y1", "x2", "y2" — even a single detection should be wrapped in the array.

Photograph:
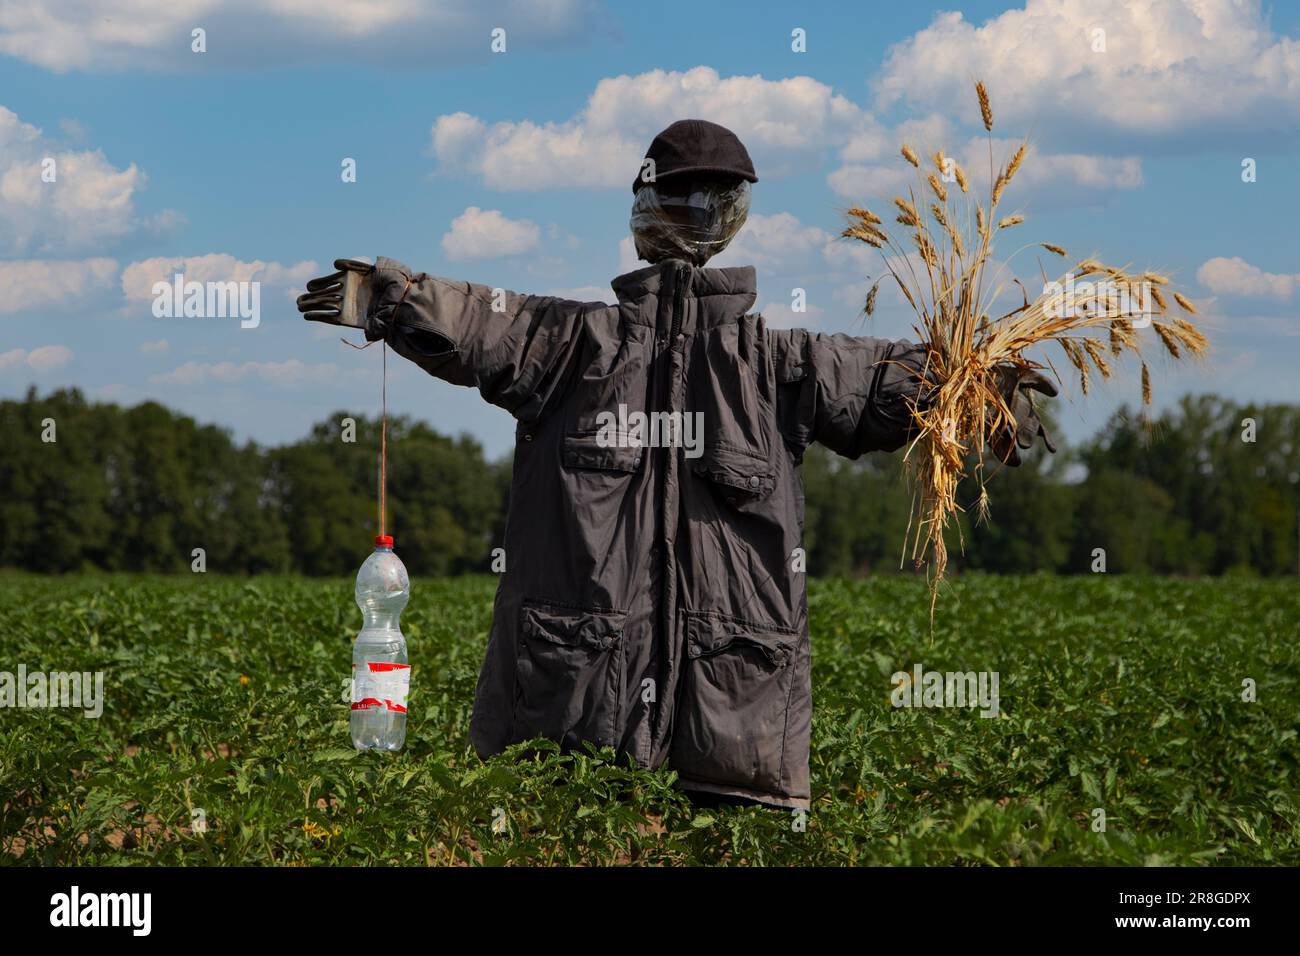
[
  {"x1": 364, "y1": 257, "x2": 417, "y2": 342},
  {"x1": 876, "y1": 342, "x2": 938, "y2": 426},
  {"x1": 857, "y1": 341, "x2": 938, "y2": 452}
]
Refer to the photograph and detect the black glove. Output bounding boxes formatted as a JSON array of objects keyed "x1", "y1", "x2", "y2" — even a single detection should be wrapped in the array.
[
  {"x1": 296, "y1": 257, "x2": 420, "y2": 343},
  {"x1": 296, "y1": 258, "x2": 375, "y2": 329},
  {"x1": 990, "y1": 366, "x2": 1058, "y2": 467}
]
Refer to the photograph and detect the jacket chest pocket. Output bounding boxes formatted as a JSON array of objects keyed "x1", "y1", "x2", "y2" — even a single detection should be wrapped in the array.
[
  {"x1": 669, "y1": 611, "x2": 799, "y2": 793},
  {"x1": 684, "y1": 320, "x2": 776, "y2": 461},
  {"x1": 570, "y1": 327, "x2": 650, "y2": 439},
  {"x1": 510, "y1": 600, "x2": 627, "y2": 751},
  {"x1": 690, "y1": 442, "x2": 776, "y2": 515}
]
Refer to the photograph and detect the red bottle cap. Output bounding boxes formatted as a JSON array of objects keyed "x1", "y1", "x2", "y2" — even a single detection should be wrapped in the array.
[{"x1": 375, "y1": 535, "x2": 394, "y2": 548}]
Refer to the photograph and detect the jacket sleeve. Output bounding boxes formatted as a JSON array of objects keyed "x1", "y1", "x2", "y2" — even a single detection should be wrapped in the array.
[
  {"x1": 768, "y1": 327, "x2": 930, "y2": 460},
  {"x1": 365, "y1": 257, "x2": 587, "y2": 424}
]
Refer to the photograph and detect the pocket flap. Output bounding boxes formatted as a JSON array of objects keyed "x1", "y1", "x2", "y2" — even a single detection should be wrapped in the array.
[
  {"x1": 691, "y1": 443, "x2": 775, "y2": 497},
  {"x1": 521, "y1": 600, "x2": 626, "y2": 651},
  {"x1": 685, "y1": 612, "x2": 796, "y2": 666},
  {"x1": 562, "y1": 432, "x2": 642, "y2": 473}
]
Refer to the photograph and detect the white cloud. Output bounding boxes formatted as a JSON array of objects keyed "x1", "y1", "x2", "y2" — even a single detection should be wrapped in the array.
[
  {"x1": 121, "y1": 254, "x2": 318, "y2": 300},
  {"x1": 713, "y1": 212, "x2": 834, "y2": 270},
  {"x1": 150, "y1": 359, "x2": 347, "y2": 387},
  {"x1": 544, "y1": 285, "x2": 611, "y2": 303},
  {"x1": 618, "y1": 236, "x2": 643, "y2": 274},
  {"x1": 0, "y1": 0, "x2": 607, "y2": 72},
  {"x1": 425, "y1": 64, "x2": 1145, "y2": 210},
  {"x1": 27, "y1": 344, "x2": 73, "y2": 370},
  {"x1": 874, "y1": 0, "x2": 1300, "y2": 140},
  {"x1": 431, "y1": 66, "x2": 866, "y2": 190},
  {"x1": 759, "y1": 301, "x2": 825, "y2": 331},
  {"x1": 0, "y1": 344, "x2": 73, "y2": 372},
  {"x1": 954, "y1": 137, "x2": 1142, "y2": 195},
  {"x1": 828, "y1": 135, "x2": 1141, "y2": 202},
  {"x1": 1197, "y1": 256, "x2": 1299, "y2": 300},
  {"x1": 826, "y1": 163, "x2": 914, "y2": 203},
  {"x1": 0, "y1": 106, "x2": 175, "y2": 254},
  {"x1": 440, "y1": 207, "x2": 540, "y2": 261},
  {"x1": 140, "y1": 338, "x2": 168, "y2": 353},
  {"x1": 0, "y1": 257, "x2": 118, "y2": 314}
]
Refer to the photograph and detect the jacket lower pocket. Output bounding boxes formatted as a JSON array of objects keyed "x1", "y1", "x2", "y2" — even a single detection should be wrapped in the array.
[
  {"x1": 669, "y1": 611, "x2": 797, "y2": 793},
  {"x1": 510, "y1": 599, "x2": 626, "y2": 751},
  {"x1": 561, "y1": 431, "x2": 643, "y2": 473}
]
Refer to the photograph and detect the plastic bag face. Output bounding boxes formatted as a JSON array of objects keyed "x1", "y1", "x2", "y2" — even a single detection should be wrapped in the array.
[{"x1": 629, "y1": 179, "x2": 751, "y2": 265}]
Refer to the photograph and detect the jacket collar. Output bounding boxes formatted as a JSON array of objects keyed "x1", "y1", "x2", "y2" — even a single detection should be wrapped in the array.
[{"x1": 610, "y1": 258, "x2": 757, "y2": 311}]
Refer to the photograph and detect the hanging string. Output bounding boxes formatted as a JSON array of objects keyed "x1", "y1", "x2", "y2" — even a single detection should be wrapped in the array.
[
  {"x1": 341, "y1": 334, "x2": 386, "y2": 536},
  {"x1": 340, "y1": 277, "x2": 409, "y2": 541},
  {"x1": 380, "y1": 341, "x2": 387, "y2": 537}
]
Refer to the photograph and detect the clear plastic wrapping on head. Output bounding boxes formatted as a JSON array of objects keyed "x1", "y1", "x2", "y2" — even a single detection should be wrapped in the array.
[{"x1": 629, "y1": 179, "x2": 751, "y2": 265}]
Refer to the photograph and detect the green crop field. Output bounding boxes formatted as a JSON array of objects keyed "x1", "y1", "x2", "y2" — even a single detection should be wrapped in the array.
[{"x1": 1, "y1": 573, "x2": 1297, "y2": 866}]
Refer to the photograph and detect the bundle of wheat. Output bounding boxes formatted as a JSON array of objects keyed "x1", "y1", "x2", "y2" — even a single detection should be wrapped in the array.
[{"x1": 842, "y1": 80, "x2": 1208, "y2": 620}]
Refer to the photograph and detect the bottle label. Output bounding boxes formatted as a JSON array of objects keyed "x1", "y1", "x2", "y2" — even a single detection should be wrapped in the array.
[{"x1": 350, "y1": 662, "x2": 410, "y2": 713}]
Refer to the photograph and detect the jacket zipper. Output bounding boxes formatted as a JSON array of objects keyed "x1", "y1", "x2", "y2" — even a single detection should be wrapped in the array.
[
  {"x1": 669, "y1": 262, "x2": 687, "y2": 343},
  {"x1": 652, "y1": 261, "x2": 688, "y2": 761}
]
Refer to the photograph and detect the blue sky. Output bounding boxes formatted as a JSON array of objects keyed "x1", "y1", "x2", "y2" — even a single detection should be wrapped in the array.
[{"x1": 2, "y1": 0, "x2": 1298, "y2": 458}]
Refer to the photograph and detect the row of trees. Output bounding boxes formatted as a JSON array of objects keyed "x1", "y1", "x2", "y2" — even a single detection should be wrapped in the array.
[
  {"x1": 802, "y1": 395, "x2": 1300, "y2": 576},
  {"x1": 0, "y1": 388, "x2": 507, "y2": 575},
  {"x1": 2, "y1": 387, "x2": 1297, "y2": 576}
]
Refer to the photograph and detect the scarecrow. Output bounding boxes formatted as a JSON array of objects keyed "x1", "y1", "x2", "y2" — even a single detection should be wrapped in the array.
[{"x1": 297, "y1": 119, "x2": 1056, "y2": 809}]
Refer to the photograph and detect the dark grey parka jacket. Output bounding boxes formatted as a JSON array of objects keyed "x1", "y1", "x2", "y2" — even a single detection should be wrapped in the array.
[{"x1": 369, "y1": 255, "x2": 925, "y2": 810}]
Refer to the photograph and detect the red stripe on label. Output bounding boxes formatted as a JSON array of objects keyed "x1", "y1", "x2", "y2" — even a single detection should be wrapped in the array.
[
  {"x1": 367, "y1": 662, "x2": 410, "y2": 672},
  {"x1": 351, "y1": 698, "x2": 406, "y2": 713}
]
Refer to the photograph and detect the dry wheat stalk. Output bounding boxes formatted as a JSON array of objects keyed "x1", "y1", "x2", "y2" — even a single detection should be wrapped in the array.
[{"x1": 840, "y1": 80, "x2": 1208, "y2": 623}]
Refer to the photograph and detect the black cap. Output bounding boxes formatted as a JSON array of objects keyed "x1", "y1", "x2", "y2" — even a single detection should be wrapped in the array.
[{"x1": 632, "y1": 119, "x2": 758, "y2": 193}]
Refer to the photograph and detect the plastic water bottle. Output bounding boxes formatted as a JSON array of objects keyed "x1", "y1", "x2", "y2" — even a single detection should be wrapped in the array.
[{"x1": 350, "y1": 535, "x2": 410, "y2": 751}]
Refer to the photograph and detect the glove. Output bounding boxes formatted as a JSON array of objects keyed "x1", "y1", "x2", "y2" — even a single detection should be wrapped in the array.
[
  {"x1": 296, "y1": 258, "x2": 374, "y2": 329},
  {"x1": 881, "y1": 342, "x2": 942, "y2": 419},
  {"x1": 297, "y1": 257, "x2": 419, "y2": 343},
  {"x1": 990, "y1": 366, "x2": 1058, "y2": 467}
]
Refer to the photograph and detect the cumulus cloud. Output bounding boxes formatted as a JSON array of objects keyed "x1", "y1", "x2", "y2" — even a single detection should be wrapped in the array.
[
  {"x1": 874, "y1": 0, "x2": 1300, "y2": 142},
  {"x1": 441, "y1": 207, "x2": 541, "y2": 261},
  {"x1": 0, "y1": 106, "x2": 175, "y2": 254},
  {"x1": 121, "y1": 254, "x2": 318, "y2": 302},
  {"x1": 150, "y1": 359, "x2": 348, "y2": 387},
  {"x1": 544, "y1": 285, "x2": 611, "y2": 303},
  {"x1": 618, "y1": 236, "x2": 643, "y2": 274},
  {"x1": 431, "y1": 66, "x2": 866, "y2": 190},
  {"x1": 0, "y1": 258, "x2": 118, "y2": 314},
  {"x1": 1197, "y1": 256, "x2": 1299, "y2": 300},
  {"x1": 829, "y1": 135, "x2": 1141, "y2": 202},
  {"x1": 758, "y1": 301, "x2": 825, "y2": 331},
  {"x1": 427, "y1": 65, "x2": 1148, "y2": 206},
  {"x1": 0, "y1": 344, "x2": 73, "y2": 372},
  {"x1": 0, "y1": 0, "x2": 609, "y2": 72},
  {"x1": 139, "y1": 338, "x2": 168, "y2": 353},
  {"x1": 713, "y1": 212, "x2": 834, "y2": 270}
]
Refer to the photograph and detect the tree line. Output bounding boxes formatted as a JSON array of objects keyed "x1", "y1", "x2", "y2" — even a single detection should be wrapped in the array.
[{"x1": 2, "y1": 387, "x2": 1297, "y2": 576}]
